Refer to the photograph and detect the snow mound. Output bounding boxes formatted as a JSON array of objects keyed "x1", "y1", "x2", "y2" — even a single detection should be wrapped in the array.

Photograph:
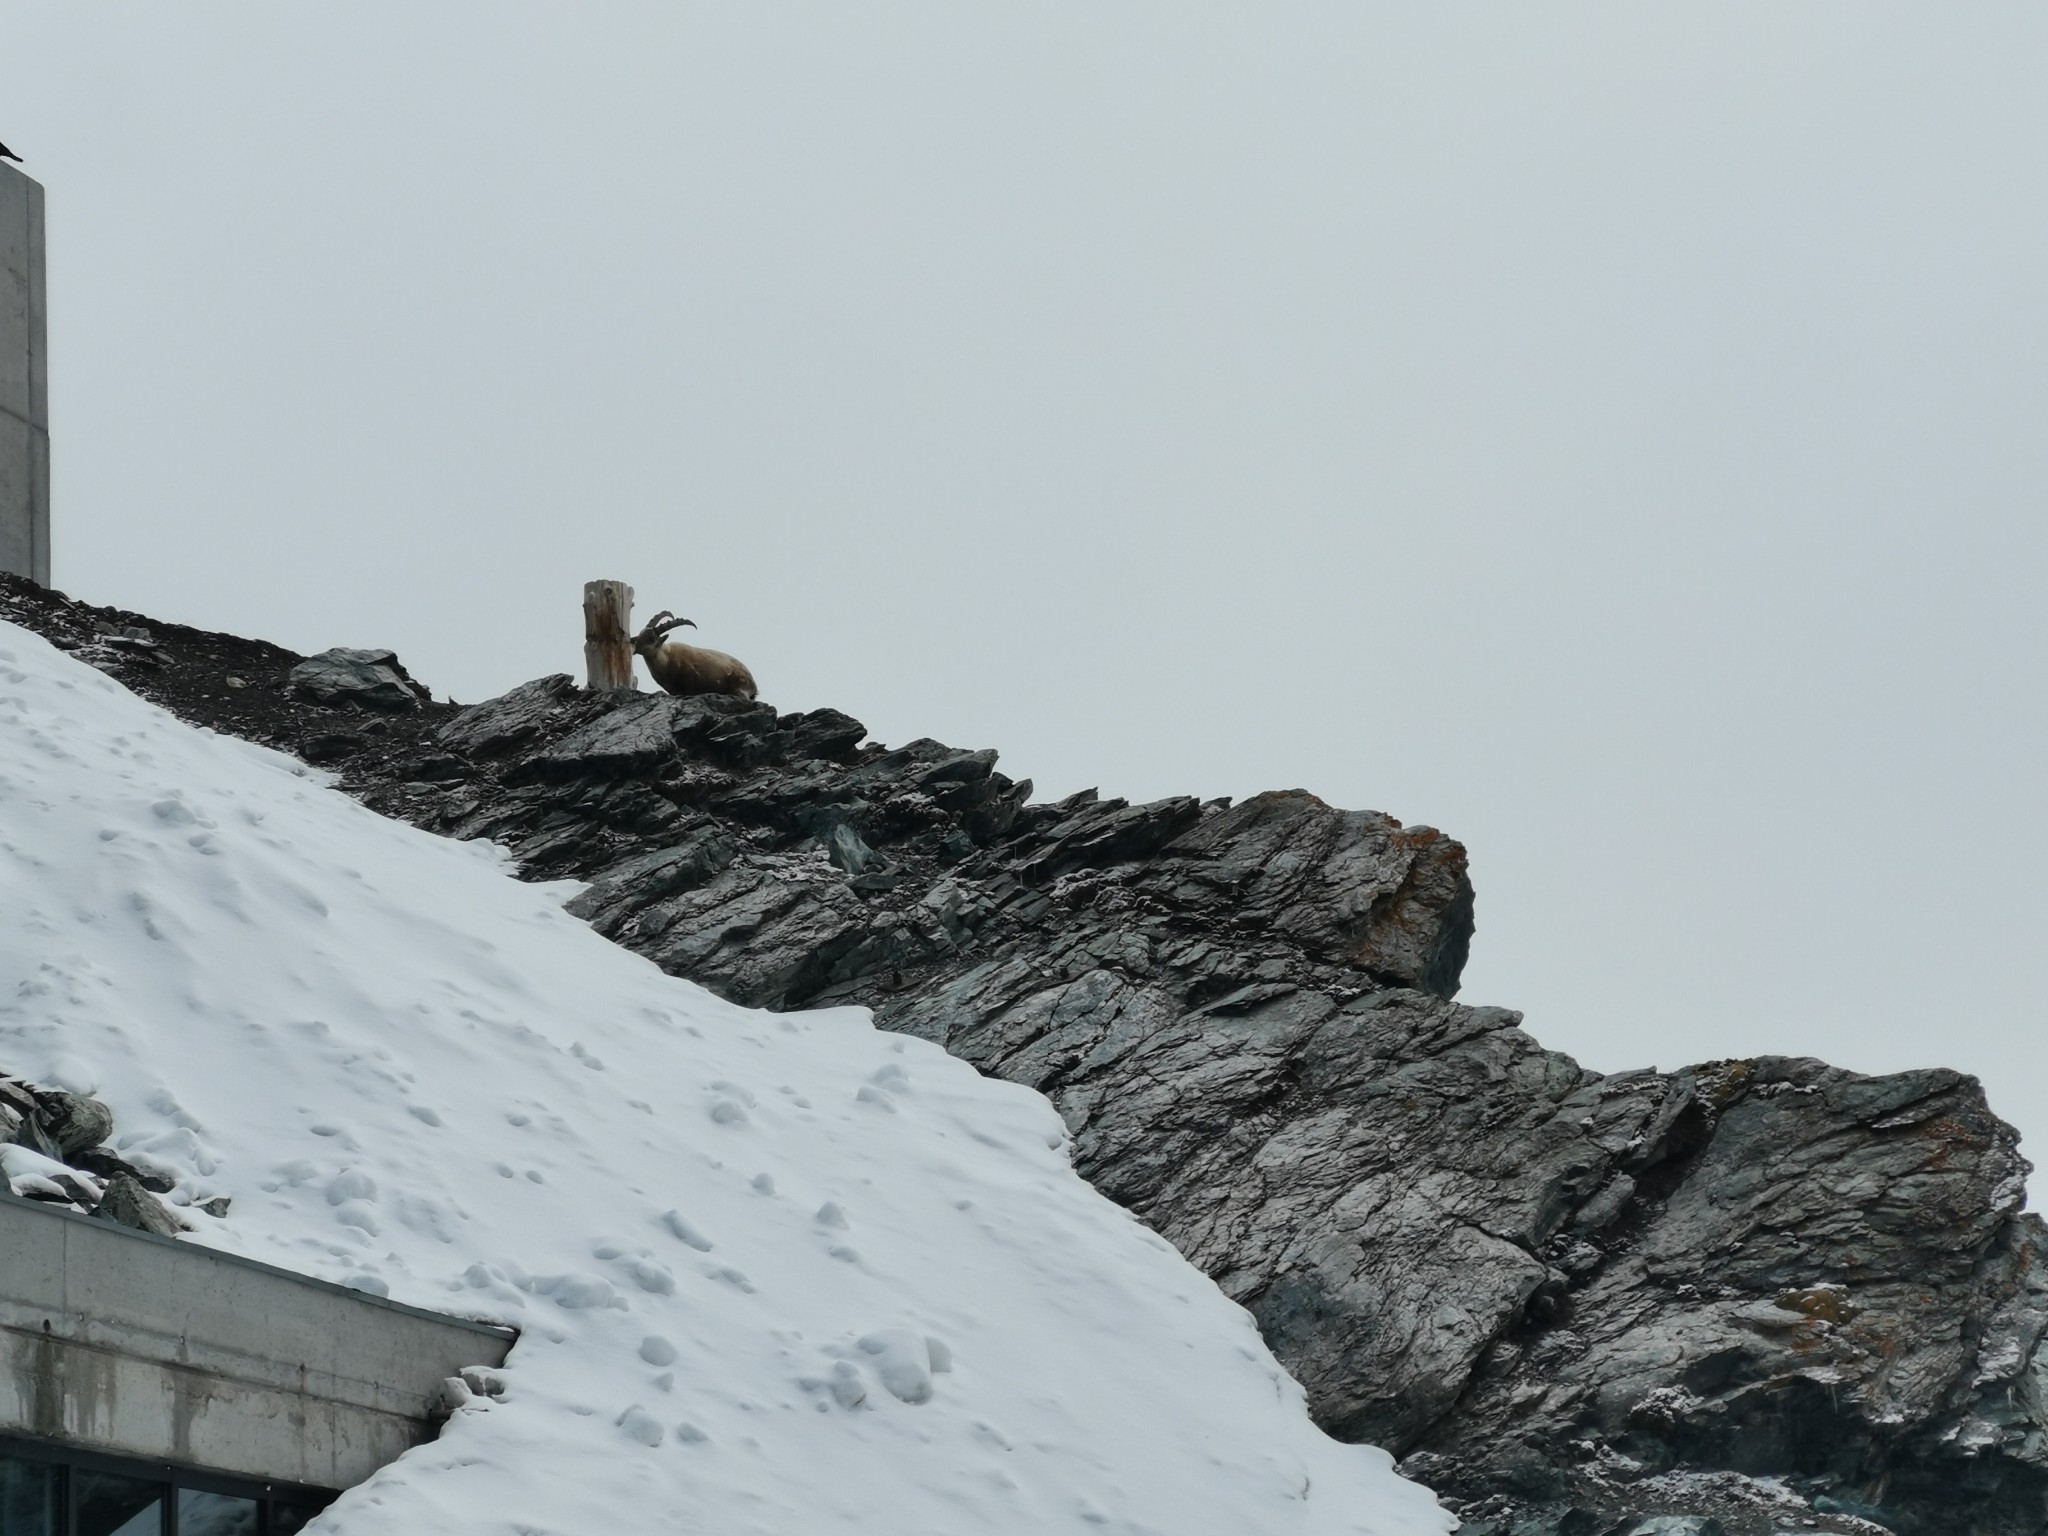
[{"x1": 0, "y1": 621, "x2": 1450, "y2": 1536}]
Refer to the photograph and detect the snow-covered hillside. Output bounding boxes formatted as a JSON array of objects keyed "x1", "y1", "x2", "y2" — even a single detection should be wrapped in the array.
[{"x1": 0, "y1": 620, "x2": 1450, "y2": 1536}]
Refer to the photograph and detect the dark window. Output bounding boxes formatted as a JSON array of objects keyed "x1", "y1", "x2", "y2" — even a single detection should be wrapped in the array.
[
  {"x1": 0, "y1": 1436, "x2": 333, "y2": 1536},
  {"x1": 75, "y1": 1468, "x2": 167, "y2": 1536},
  {"x1": 267, "y1": 1500, "x2": 325, "y2": 1536},
  {"x1": 0, "y1": 1452, "x2": 61, "y2": 1536},
  {"x1": 177, "y1": 1489, "x2": 260, "y2": 1535}
]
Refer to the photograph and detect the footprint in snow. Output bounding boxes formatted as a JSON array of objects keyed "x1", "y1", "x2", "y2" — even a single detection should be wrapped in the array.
[
  {"x1": 661, "y1": 1210, "x2": 714, "y2": 1251},
  {"x1": 615, "y1": 1406, "x2": 664, "y2": 1447},
  {"x1": 326, "y1": 1169, "x2": 376, "y2": 1206},
  {"x1": 526, "y1": 1272, "x2": 626, "y2": 1310},
  {"x1": 626, "y1": 1259, "x2": 675, "y2": 1294},
  {"x1": 803, "y1": 1360, "x2": 867, "y2": 1410},
  {"x1": 595, "y1": 1239, "x2": 679, "y2": 1294},
  {"x1": 856, "y1": 1330, "x2": 950, "y2": 1404},
  {"x1": 800, "y1": 1334, "x2": 951, "y2": 1410}
]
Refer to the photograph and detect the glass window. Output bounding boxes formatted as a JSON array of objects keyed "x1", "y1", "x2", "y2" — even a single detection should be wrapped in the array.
[
  {"x1": 176, "y1": 1488, "x2": 259, "y2": 1535},
  {"x1": 0, "y1": 1453, "x2": 61, "y2": 1536},
  {"x1": 75, "y1": 1468, "x2": 167, "y2": 1536}
]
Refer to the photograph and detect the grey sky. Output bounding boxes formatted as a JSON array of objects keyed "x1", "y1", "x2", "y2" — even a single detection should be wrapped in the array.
[{"x1": 7, "y1": 6, "x2": 2047, "y2": 1166}]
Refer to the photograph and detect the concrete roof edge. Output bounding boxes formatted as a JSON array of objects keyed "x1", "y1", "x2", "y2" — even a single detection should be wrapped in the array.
[{"x1": 0, "y1": 1189, "x2": 519, "y2": 1342}]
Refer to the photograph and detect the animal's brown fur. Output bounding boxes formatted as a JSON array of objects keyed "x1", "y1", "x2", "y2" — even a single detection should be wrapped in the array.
[{"x1": 631, "y1": 611, "x2": 758, "y2": 700}]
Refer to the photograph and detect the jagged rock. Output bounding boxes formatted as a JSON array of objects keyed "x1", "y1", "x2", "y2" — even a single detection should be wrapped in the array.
[
  {"x1": 781, "y1": 708, "x2": 868, "y2": 762},
  {"x1": 289, "y1": 647, "x2": 425, "y2": 711},
  {"x1": 92, "y1": 1172, "x2": 185, "y2": 1237},
  {"x1": 510, "y1": 692, "x2": 689, "y2": 783},
  {"x1": 0, "y1": 1078, "x2": 39, "y2": 1147},
  {"x1": 69, "y1": 1145, "x2": 175, "y2": 1194},
  {"x1": 437, "y1": 673, "x2": 585, "y2": 759}
]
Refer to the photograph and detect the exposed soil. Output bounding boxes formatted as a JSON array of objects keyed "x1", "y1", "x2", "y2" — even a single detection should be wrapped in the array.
[{"x1": 0, "y1": 570, "x2": 461, "y2": 794}]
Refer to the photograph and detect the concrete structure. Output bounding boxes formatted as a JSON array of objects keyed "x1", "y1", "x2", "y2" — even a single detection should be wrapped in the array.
[
  {"x1": 0, "y1": 162, "x2": 49, "y2": 586},
  {"x1": 0, "y1": 1192, "x2": 514, "y2": 1491}
]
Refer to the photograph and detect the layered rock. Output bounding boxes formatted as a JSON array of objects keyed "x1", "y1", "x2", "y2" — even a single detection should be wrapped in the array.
[{"x1": 6, "y1": 570, "x2": 2048, "y2": 1535}]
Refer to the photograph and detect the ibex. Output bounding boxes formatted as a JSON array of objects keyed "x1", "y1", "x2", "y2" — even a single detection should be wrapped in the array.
[{"x1": 631, "y1": 611, "x2": 758, "y2": 700}]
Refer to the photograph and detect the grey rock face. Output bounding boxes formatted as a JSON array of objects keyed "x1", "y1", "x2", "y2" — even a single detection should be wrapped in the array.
[
  {"x1": 418, "y1": 683, "x2": 1474, "y2": 1024},
  {"x1": 289, "y1": 647, "x2": 424, "y2": 711},
  {"x1": 44, "y1": 641, "x2": 2046, "y2": 1535}
]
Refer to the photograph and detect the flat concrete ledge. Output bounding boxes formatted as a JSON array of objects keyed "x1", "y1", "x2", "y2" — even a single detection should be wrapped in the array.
[{"x1": 0, "y1": 1192, "x2": 514, "y2": 1489}]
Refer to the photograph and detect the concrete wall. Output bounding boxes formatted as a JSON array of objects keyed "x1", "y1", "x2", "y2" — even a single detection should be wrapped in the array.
[
  {"x1": 0, "y1": 1193, "x2": 513, "y2": 1490},
  {"x1": 0, "y1": 163, "x2": 49, "y2": 586}
]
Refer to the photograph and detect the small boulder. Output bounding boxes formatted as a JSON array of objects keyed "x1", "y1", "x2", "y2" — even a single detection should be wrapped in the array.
[
  {"x1": 824, "y1": 822, "x2": 879, "y2": 876},
  {"x1": 35, "y1": 1090, "x2": 114, "y2": 1156},
  {"x1": 92, "y1": 1172, "x2": 186, "y2": 1237},
  {"x1": 289, "y1": 648, "x2": 425, "y2": 711}
]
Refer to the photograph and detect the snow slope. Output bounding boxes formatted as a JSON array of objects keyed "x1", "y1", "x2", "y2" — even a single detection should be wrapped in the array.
[{"x1": 0, "y1": 620, "x2": 1451, "y2": 1536}]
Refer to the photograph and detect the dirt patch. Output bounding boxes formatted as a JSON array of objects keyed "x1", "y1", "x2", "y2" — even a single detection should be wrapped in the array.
[{"x1": 0, "y1": 571, "x2": 463, "y2": 794}]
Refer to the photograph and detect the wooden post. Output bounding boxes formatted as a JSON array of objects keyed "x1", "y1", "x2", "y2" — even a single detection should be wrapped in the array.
[{"x1": 583, "y1": 579, "x2": 636, "y2": 691}]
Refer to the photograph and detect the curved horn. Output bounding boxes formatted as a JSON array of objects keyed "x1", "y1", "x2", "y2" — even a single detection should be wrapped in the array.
[{"x1": 635, "y1": 610, "x2": 696, "y2": 644}]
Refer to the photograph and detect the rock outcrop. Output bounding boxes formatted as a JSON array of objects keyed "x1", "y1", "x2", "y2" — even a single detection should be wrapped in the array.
[
  {"x1": 288, "y1": 646, "x2": 427, "y2": 711},
  {"x1": 6, "y1": 569, "x2": 2048, "y2": 1535},
  {"x1": 0, "y1": 1071, "x2": 189, "y2": 1234}
]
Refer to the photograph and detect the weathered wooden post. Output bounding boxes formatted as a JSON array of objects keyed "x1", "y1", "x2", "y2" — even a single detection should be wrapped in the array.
[{"x1": 583, "y1": 579, "x2": 636, "y2": 691}]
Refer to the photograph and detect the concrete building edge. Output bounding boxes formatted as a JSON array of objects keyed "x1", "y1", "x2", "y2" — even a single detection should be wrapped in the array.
[
  {"x1": 0, "y1": 1192, "x2": 517, "y2": 1342},
  {"x1": 1, "y1": 1325, "x2": 431, "y2": 1489},
  {"x1": 0, "y1": 1312, "x2": 467, "y2": 1423}
]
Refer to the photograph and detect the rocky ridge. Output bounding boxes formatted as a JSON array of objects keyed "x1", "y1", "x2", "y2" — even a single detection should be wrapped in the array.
[{"x1": 4, "y1": 569, "x2": 2045, "y2": 1536}]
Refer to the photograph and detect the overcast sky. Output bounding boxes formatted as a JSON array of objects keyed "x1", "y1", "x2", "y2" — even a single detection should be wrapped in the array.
[{"x1": 7, "y1": 6, "x2": 2047, "y2": 1167}]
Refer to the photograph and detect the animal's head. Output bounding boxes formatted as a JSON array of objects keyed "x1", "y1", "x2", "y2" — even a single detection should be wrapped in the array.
[{"x1": 631, "y1": 610, "x2": 696, "y2": 657}]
